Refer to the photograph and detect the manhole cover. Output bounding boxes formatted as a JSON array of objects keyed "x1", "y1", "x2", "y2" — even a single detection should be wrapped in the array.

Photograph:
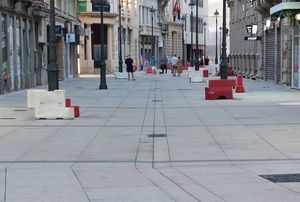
[
  {"x1": 148, "y1": 134, "x2": 167, "y2": 138},
  {"x1": 152, "y1": 100, "x2": 162, "y2": 102},
  {"x1": 260, "y1": 174, "x2": 300, "y2": 183}
]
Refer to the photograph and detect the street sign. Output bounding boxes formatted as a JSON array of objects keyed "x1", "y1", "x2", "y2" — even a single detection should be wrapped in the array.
[
  {"x1": 246, "y1": 24, "x2": 258, "y2": 35},
  {"x1": 91, "y1": 0, "x2": 110, "y2": 12},
  {"x1": 244, "y1": 36, "x2": 261, "y2": 41}
]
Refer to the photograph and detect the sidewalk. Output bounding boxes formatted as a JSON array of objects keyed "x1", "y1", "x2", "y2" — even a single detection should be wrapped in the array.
[{"x1": 1, "y1": 72, "x2": 300, "y2": 201}]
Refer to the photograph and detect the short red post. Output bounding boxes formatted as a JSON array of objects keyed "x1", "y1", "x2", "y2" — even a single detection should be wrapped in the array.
[
  {"x1": 72, "y1": 106, "x2": 80, "y2": 118},
  {"x1": 203, "y1": 70, "x2": 209, "y2": 78},
  {"x1": 235, "y1": 74, "x2": 245, "y2": 93},
  {"x1": 65, "y1": 99, "x2": 72, "y2": 107}
]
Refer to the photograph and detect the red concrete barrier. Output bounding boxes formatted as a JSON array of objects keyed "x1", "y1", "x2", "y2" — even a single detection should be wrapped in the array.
[
  {"x1": 235, "y1": 74, "x2": 245, "y2": 93},
  {"x1": 205, "y1": 79, "x2": 236, "y2": 100}
]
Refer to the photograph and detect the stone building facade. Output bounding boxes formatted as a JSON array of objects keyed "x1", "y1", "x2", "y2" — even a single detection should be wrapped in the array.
[
  {"x1": 228, "y1": 0, "x2": 296, "y2": 86},
  {"x1": 78, "y1": 0, "x2": 140, "y2": 73},
  {"x1": 0, "y1": 0, "x2": 80, "y2": 94}
]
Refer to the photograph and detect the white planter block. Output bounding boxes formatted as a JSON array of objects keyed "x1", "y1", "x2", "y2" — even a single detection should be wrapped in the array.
[
  {"x1": 27, "y1": 90, "x2": 66, "y2": 109},
  {"x1": 206, "y1": 65, "x2": 218, "y2": 76},
  {"x1": 188, "y1": 67, "x2": 195, "y2": 72},
  {"x1": 35, "y1": 106, "x2": 74, "y2": 119},
  {"x1": 190, "y1": 74, "x2": 204, "y2": 83},
  {"x1": 114, "y1": 72, "x2": 128, "y2": 79},
  {"x1": 27, "y1": 89, "x2": 47, "y2": 109}
]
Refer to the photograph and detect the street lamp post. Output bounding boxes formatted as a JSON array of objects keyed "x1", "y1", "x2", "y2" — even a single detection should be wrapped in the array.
[
  {"x1": 214, "y1": 10, "x2": 219, "y2": 65},
  {"x1": 99, "y1": 0, "x2": 107, "y2": 89},
  {"x1": 219, "y1": 26, "x2": 222, "y2": 60},
  {"x1": 118, "y1": 0, "x2": 123, "y2": 72},
  {"x1": 48, "y1": 0, "x2": 59, "y2": 91},
  {"x1": 189, "y1": 1, "x2": 195, "y2": 66},
  {"x1": 220, "y1": 0, "x2": 228, "y2": 79},
  {"x1": 203, "y1": 21, "x2": 207, "y2": 59},
  {"x1": 181, "y1": 15, "x2": 186, "y2": 66},
  {"x1": 195, "y1": 0, "x2": 199, "y2": 71},
  {"x1": 150, "y1": 6, "x2": 156, "y2": 58}
]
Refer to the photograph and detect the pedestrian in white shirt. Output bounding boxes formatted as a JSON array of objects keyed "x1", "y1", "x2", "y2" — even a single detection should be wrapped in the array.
[{"x1": 171, "y1": 55, "x2": 178, "y2": 76}]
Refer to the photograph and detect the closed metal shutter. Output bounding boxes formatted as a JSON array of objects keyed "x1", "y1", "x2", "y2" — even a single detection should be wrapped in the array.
[
  {"x1": 276, "y1": 28, "x2": 281, "y2": 83},
  {"x1": 266, "y1": 29, "x2": 276, "y2": 81}
]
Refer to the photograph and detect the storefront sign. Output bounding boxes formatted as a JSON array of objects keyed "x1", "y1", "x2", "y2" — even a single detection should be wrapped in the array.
[
  {"x1": 244, "y1": 36, "x2": 261, "y2": 41},
  {"x1": 246, "y1": 24, "x2": 258, "y2": 35},
  {"x1": 65, "y1": 33, "x2": 75, "y2": 43},
  {"x1": 55, "y1": 25, "x2": 63, "y2": 36},
  {"x1": 158, "y1": 36, "x2": 163, "y2": 47},
  {"x1": 78, "y1": 0, "x2": 87, "y2": 12},
  {"x1": 91, "y1": 0, "x2": 110, "y2": 12}
]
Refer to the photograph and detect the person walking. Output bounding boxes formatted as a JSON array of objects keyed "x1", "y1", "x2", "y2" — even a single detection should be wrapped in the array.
[
  {"x1": 125, "y1": 55, "x2": 135, "y2": 81},
  {"x1": 176, "y1": 56, "x2": 183, "y2": 77},
  {"x1": 171, "y1": 54, "x2": 178, "y2": 76},
  {"x1": 150, "y1": 56, "x2": 157, "y2": 75},
  {"x1": 160, "y1": 56, "x2": 168, "y2": 74}
]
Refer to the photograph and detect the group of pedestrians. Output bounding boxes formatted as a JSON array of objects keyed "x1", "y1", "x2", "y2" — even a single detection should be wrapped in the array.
[
  {"x1": 161, "y1": 55, "x2": 183, "y2": 77},
  {"x1": 124, "y1": 54, "x2": 184, "y2": 81}
]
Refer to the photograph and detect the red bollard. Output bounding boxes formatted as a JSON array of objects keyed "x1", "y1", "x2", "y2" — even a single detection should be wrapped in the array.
[
  {"x1": 235, "y1": 74, "x2": 245, "y2": 93},
  {"x1": 203, "y1": 70, "x2": 209, "y2": 78},
  {"x1": 72, "y1": 106, "x2": 80, "y2": 118},
  {"x1": 66, "y1": 98, "x2": 72, "y2": 107}
]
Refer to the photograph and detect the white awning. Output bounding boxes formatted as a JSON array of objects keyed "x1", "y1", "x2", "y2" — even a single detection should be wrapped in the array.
[{"x1": 270, "y1": 2, "x2": 300, "y2": 15}]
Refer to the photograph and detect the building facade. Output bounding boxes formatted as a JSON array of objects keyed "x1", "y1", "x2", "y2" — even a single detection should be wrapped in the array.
[
  {"x1": 229, "y1": 0, "x2": 297, "y2": 87},
  {"x1": 0, "y1": 0, "x2": 80, "y2": 94},
  {"x1": 270, "y1": 1, "x2": 300, "y2": 89},
  {"x1": 165, "y1": 0, "x2": 208, "y2": 63},
  {"x1": 78, "y1": 0, "x2": 140, "y2": 74}
]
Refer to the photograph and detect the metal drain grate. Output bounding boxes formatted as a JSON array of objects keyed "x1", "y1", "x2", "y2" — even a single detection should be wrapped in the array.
[
  {"x1": 152, "y1": 100, "x2": 162, "y2": 102},
  {"x1": 148, "y1": 134, "x2": 167, "y2": 138},
  {"x1": 176, "y1": 88, "x2": 193, "y2": 91},
  {"x1": 14, "y1": 109, "x2": 28, "y2": 112},
  {"x1": 260, "y1": 174, "x2": 300, "y2": 183},
  {"x1": 0, "y1": 117, "x2": 16, "y2": 120}
]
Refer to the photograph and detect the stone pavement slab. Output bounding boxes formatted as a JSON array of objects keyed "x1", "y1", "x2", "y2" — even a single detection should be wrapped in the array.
[{"x1": 0, "y1": 72, "x2": 300, "y2": 201}]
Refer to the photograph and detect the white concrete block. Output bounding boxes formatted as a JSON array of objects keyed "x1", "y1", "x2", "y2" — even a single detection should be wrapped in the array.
[
  {"x1": 27, "y1": 89, "x2": 47, "y2": 109},
  {"x1": 114, "y1": 71, "x2": 128, "y2": 79},
  {"x1": 188, "y1": 66, "x2": 195, "y2": 72},
  {"x1": 190, "y1": 74, "x2": 204, "y2": 83},
  {"x1": 27, "y1": 90, "x2": 66, "y2": 109},
  {"x1": 206, "y1": 65, "x2": 218, "y2": 76},
  {"x1": 34, "y1": 106, "x2": 74, "y2": 119}
]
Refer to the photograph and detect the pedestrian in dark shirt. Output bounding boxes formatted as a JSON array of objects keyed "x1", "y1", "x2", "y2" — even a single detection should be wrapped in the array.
[
  {"x1": 161, "y1": 56, "x2": 168, "y2": 74},
  {"x1": 125, "y1": 55, "x2": 135, "y2": 81}
]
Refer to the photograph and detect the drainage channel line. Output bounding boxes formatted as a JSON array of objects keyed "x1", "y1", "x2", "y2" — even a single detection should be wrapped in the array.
[
  {"x1": 152, "y1": 79, "x2": 158, "y2": 168},
  {"x1": 160, "y1": 82, "x2": 172, "y2": 168},
  {"x1": 3, "y1": 168, "x2": 7, "y2": 202},
  {"x1": 134, "y1": 81, "x2": 154, "y2": 166},
  {"x1": 71, "y1": 82, "x2": 139, "y2": 169},
  {"x1": 179, "y1": 90, "x2": 232, "y2": 161},
  {"x1": 157, "y1": 170, "x2": 201, "y2": 202},
  {"x1": 175, "y1": 168, "x2": 225, "y2": 201}
]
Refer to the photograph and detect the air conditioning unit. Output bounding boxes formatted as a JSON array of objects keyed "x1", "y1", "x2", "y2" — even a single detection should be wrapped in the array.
[{"x1": 38, "y1": 18, "x2": 47, "y2": 43}]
